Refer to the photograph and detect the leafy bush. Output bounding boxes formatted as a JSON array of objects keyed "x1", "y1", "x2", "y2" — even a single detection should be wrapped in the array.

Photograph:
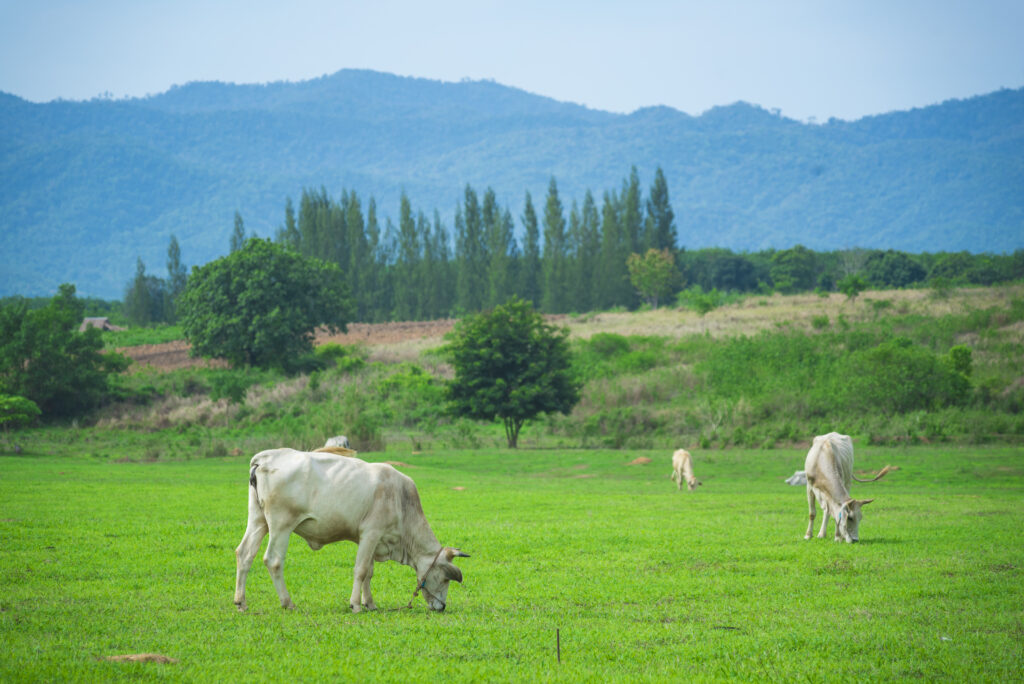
[
  {"x1": 209, "y1": 372, "x2": 255, "y2": 405},
  {"x1": 831, "y1": 337, "x2": 971, "y2": 415},
  {"x1": 315, "y1": 343, "x2": 367, "y2": 373},
  {"x1": 0, "y1": 394, "x2": 41, "y2": 434}
]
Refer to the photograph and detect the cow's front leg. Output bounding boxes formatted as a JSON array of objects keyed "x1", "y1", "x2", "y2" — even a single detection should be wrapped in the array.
[
  {"x1": 350, "y1": 536, "x2": 379, "y2": 613},
  {"x1": 817, "y1": 502, "x2": 830, "y2": 539},
  {"x1": 804, "y1": 485, "x2": 816, "y2": 539},
  {"x1": 264, "y1": 523, "x2": 296, "y2": 610}
]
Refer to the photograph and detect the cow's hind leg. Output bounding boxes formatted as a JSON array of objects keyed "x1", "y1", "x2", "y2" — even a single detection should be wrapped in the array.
[
  {"x1": 264, "y1": 518, "x2": 299, "y2": 610},
  {"x1": 234, "y1": 487, "x2": 268, "y2": 611},
  {"x1": 349, "y1": 535, "x2": 379, "y2": 613}
]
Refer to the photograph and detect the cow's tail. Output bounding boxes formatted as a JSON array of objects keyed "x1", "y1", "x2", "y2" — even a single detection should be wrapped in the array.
[
  {"x1": 852, "y1": 465, "x2": 893, "y2": 483},
  {"x1": 249, "y1": 460, "x2": 263, "y2": 509}
]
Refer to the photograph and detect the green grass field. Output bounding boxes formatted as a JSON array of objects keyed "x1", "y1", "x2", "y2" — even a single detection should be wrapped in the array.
[{"x1": 1, "y1": 445, "x2": 1022, "y2": 681}]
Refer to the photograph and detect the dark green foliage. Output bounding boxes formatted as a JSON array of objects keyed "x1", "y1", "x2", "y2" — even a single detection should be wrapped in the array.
[
  {"x1": 313, "y1": 343, "x2": 367, "y2": 373},
  {"x1": 445, "y1": 297, "x2": 580, "y2": 447},
  {"x1": 178, "y1": 238, "x2": 353, "y2": 369},
  {"x1": 833, "y1": 337, "x2": 971, "y2": 415},
  {"x1": 0, "y1": 284, "x2": 131, "y2": 418},
  {"x1": 123, "y1": 257, "x2": 170, "y2": 326},
  {"x1": 770, "y1": 245, "x2": 818, "y2": 293},
  {"x1": 208, "y1": 373, "x2": 253, "y2": 405},
  {"x1": 166, "y1": 234, "x2": 188, "y2": 321},
  {"x1": 644, "y1": 167, "x2": 677, "y2": 251},
  {"x1": 517, "y1": 193, "x2": 542, "y2": 307},
  {"x1": 676, "y1": 285, "x2": 726, "y2": 316},
  {"x1": 864, "y1": 250, "x2": 926, "y2": 288},
  {"x1": 541, "y1": 178, "x2": 569, "y2": 313},
  {"x1": 838, "y1": 273, "x2": 868, "y2": 300}
]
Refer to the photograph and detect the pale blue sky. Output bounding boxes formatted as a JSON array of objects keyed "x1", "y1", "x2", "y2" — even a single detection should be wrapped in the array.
[{"x1": 1, "y1": 0, "x2": 1021, "y2": 121}]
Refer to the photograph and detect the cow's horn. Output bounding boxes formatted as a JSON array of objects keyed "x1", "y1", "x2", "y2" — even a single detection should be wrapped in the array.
[{"x1": 447, "y1": 547, "x2": 470, "y2": 559}]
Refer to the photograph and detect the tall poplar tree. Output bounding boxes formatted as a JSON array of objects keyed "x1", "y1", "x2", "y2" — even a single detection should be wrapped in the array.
[
  {"x1": 344, "y1": 190, "x2": 371, "y2": 321},
  {"x1": 645, "y1": 167, "x2": 677, "y2": 251},
  {"x1": 518, "y1": 192, "x2": 541, "y2": 307},
  {"x1": 580, "y1": 190, "x2": 601, "y2": 310},
  {"x1": 230, "y1": 211, "x2": 246, "y2": 253},
  {"x1": 365, "y1": 198, "x2": 387, "y2": 321},
  {"x1": 455, "y1": 185, "x2": 487, "y2": 313},
  {"x1": 621, "y1": 167, "x2": 644, "y2": 255},
  {"x1": 484, "y1": 188, "x2": 516, "y2": 308},
  {"x1": 597, "y1": 190, "x2": 631, "y2": 309},
  {"x1": 541, "y1": 178, "x2": 568, "y2": 313},
  {"x1": 166, "y1": 234, "x2": 187, "y2": 322},
  {"x1": 394, "y1": 192, "x2": 420, "y2": 320}
]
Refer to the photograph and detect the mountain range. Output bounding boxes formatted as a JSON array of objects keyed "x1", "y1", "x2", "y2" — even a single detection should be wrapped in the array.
[{"x1": 2, "y1": 69, "x2": 1022, "y2": 299}]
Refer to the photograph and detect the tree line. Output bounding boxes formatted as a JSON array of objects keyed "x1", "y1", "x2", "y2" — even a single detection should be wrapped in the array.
[{"x1": 117, "y1": 167, "x2": 1024, "y2": 326}]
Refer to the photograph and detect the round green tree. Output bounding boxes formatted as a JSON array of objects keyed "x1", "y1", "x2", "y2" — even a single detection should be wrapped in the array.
[
  {"x1": 0, "y1": 284, "x2": 131, "y2": 418},
  {"x1": 444, "y1": 296, "x2": 580, "y2": 448},
  {"x1": 0, "y1": 394, "x2": 41, "y2": 439},
  {"x1": 178, "y1": 238, "x2": 353, "y2": 369}
]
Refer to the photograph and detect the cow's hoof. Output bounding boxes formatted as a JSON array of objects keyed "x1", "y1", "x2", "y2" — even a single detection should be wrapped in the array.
[
  {"x1": 351, "y1": 603, "x2": 361, "y2": 614},
  {"x1": 362, "y1": 602, "x2": 377, "y2": 612},
  {"x1": 803, "y1": 534, "x2": 812, "y2": 540},
  {"x1": 235, "y1": 601, "x2": 247, "y2": 612},
  {"x1": 282, "y1": 601, "x2": 296, "y2": 610}
]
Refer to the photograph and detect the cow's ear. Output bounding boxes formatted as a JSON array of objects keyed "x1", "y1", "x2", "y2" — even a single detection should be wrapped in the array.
[
  {"x1": 442, "y1": 562, "x2": 463, "y2": 583},
  {"x1": 858, "y1": 498, "x2": 874, "y2": 506},
  {"x1": 445, "y1": 547, "x2": 470, "y2": 560}
]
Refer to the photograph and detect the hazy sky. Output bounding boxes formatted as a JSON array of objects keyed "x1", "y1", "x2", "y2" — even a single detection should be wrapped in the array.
[{"x1": 1, "y1": 0, "x2": 1021, "y2": 122}]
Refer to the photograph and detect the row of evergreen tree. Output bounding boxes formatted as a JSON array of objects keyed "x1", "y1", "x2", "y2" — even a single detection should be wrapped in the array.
[
  {"x1": 262, "y1": 166, "x2": 677, "y2": 322},
  {"x1": 121, "y1": 166, "x2": 1024, "y2": 326}
]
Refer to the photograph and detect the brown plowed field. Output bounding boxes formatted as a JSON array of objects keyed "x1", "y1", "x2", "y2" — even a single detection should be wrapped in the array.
[
  {"x1": 117, "y1": 286, "x2": 1021, "y2": 372},
  {"x1": 119, "y1": 319, "x2": 458, "y2": 371}
]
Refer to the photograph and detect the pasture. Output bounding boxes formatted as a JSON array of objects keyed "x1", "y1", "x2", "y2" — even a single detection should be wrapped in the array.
[{"x1": 1, "y1": 444, "x2": 1022, "y2": 681}]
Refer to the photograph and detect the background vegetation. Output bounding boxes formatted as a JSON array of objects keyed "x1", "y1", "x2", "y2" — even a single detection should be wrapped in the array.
[{"x1": 3, "y1": 72, "x2": 1021, "y2": 298}]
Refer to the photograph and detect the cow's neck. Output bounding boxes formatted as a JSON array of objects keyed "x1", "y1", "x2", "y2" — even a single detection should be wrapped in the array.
[{"x1": 407, "y1": 533, "x2": 443, "y2": 578}]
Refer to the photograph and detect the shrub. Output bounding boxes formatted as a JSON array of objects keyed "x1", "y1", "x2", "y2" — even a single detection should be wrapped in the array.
[
  {"x1": 832, "y1": 337, "x2": 971, "y2": 415},
  {"x1": 209, "y1": 372, "x2": 253, "y2": 405}
]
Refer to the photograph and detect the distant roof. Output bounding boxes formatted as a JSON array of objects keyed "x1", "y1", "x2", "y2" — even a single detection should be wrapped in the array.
[{"x1": 79, "y1": 317, "x2": 125, "y2": 332}]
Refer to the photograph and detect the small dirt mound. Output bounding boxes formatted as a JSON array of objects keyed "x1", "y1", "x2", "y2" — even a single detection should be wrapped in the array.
[
  {"x1": 385, "y1": 461, "x2": 412, "y2": 468},
  {"x1": 103, "y1": 653, "x2": 177, "y2": 664},
  {"x1": 626, "y1": 457, "x2": 652, "y2": 465},
  {"x1": 452, "y1": 486, "x2": 465, "y2": 490}
]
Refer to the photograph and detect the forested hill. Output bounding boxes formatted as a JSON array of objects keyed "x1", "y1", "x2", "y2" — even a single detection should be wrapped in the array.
[{"x1": 2, "y1": 69, "x2": 1022, "y2": 298}]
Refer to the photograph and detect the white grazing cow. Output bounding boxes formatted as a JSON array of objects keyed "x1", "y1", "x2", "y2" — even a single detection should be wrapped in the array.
[
  {"x1": 671, "y1": 449, "x2": 702, "y2": 492},
  {"x1": 234, "y1": 448, "x2": 469, "y2": 613},
  {"x1": 803, "y1": 432, "x2": 889, "y2": 543},
  {"x1": 324, "y1": 435, "x2": 351, "y2": 449}
]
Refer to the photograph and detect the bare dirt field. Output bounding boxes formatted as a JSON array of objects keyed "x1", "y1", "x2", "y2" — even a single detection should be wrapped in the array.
[{"x1": 118, "y1": 285, "x2": 1021, "y2": 372}]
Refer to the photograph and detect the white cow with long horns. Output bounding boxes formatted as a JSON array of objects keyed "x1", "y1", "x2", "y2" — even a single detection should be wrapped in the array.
[{"x1": 803, "y1": 432, "x2": 890, "y2": 543}]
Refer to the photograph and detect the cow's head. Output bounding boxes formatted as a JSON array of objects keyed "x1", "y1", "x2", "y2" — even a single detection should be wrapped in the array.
[
  {"x1": 837, "y1": 499, "x2": 874, "y2": 543},
  {"x1": 420, "y1": 547, "x2": 470, "y2": 611}
]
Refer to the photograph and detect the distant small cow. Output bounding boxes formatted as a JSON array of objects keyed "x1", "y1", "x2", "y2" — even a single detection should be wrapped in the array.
[
  {"x1": 324, "y1": 435, "x2": 351, "y2": 449},
  {"x1": 785, "y1": 470, "x2": 807, "y2": 486},
  {"x1": 671, "y1": 449, "x2": 702, "y2": 492}
]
